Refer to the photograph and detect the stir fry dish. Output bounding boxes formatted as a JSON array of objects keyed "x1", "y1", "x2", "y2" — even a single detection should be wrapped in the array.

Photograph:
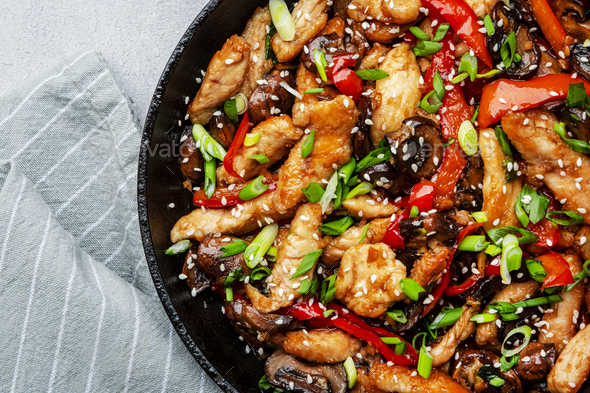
[{"x1": 166, "y1": 0, "x2": 590, "y2": 391}]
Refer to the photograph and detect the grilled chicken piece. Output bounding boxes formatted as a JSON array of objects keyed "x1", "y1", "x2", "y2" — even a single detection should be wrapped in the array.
[
  {"x1": 430, "y1": 303, "x2": 479, "y2": 367},
  {"x1": 370, "y1": 364, "x2": 471, "y2": 393},
  {"x1": 574, "y1": 225, "x2": 590, "y2": 261},
  {"x1": 283, "y1": 329, "x2": 363, "y2": 364},
  {"x1": 274, "y1": 96, "x2": 359, "y2": 212},
  {"x1": 170, "y1": 192, "x2": 297, "y2": 243},
  {"x1": 539, "y1": 252, "x2": 585, "y2": 354},
  {"x1": 548, "y1": 325, "x2": 590, "y2": 393},
  {"x1": 246, "y1": 203, "x2": 331, "y2": 313},
  {"x1": 476, "y1": 280, "x2": 539, "y2": 347},
  {"x1": 239, "y1": 6, "x2": 274, "y2": 99},
  {"x1": 370, "y1": 43, "x2": 421, "y2": 144},
  {"x1": 293, "y1": 63, "x2": 321, "y2": 128},
  {"x1": 409, "y1": 244, "x2": 450, "y2": 289},
  {"x1": 341, "y1": 191, "x2": 399, "y2": 220},
  {"x1": 348, "y1": 0, "x2": 419, "y2": 24},
  {"x1": 479, "y1": 128, "x2": 523, "y2": 230},
  {"x1": 464, "y1": 0, "x2": 500, "y2": 17},
  {"x1": 322, "y1": 218, "x2": 389, "y2": 266},
  {"x1": 502, "y1": 109, "x2": 590, "y2": 224},
  {"x1": 335, "y1": 243, "x2": 406, "y2": 318},
  {"x1": 271, "y1": 0, "x2": 329, "y2": 63},
  {"x1": 217, "y1": 115, "x2": 303, "y2": 183},
  {"x1": 359, "y1": 43, "x2": 391, "y2": 70},
  {"x1": 188, "y1": 35, "x2": 251, "y2": 125}
]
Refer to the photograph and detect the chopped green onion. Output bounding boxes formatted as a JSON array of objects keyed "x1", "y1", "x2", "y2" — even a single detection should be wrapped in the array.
[
  {"x1": 234, "y1": 93, "x2": 248, "y2": 115},
  {"x1": 490, "y1": 377, "x2": 505, "y2": 387},
  {"x1": 515, "y1": 198, "x2": 529, "y2": 228},
  {"x1": 291, "y1": 249, "x2": 323, "y2": 279},
  {"x1": 485, "y1": 244, "x2": 502, "y2": 257},
  {"x1": 458, "y1": 120, "x2": 478, "y2": 156},
  {"x1": 269, "y1": 0, "x2": 296, "y2": 41},
  {"x1": 266, "y1": 246, "x2": 278, "y2": 262},
  {"x1": 500, "y1": 31, "x2": 517, "y2": 68},
  {"x1": 224, "y1": 99, "x2": 239, "y2": 123},
  {"x1": 298, "y1": 279, "x2": 313, "y2": 294},
  {"x1": 451, "y1": 72, "x2": 470, "y2": 84},
  {"x1": 486, "y1": 226, "x2": 538, "y2": 245},
  {"x1": 478, "y1": 364, "x2": 505, "y2": 386},
  {"x1": 546, "y1": 211, "x2": 585, "y2": 226},
  {"x1": 476, "y1": 69, "x2": 501, "y2": 79},
  {"x1": 500, "y1": 354, "x2": 520, "y2": 372},
  {"x1": 409, "y1": 26, "x2": 431, "y2": 41},
  {"x1": 204, "y1": 159, "x2": 217, "y2": 199},
  {"x1": 239, "y1": 176, "x2": 269, "y2": 201},
  {"x1": 433, "y1": 70, "x2": 445, "y2": 101},
  {"x1": 243, "y1": 132, "x2": 260, "y2": 146},
  {"x1": 313, "y1": 49, "x2": 328, "y2": 82},
  {"x1": 458, "y1": 52, "x2": 478, "y2": 82},
  {"x1": 494, "y1": 126, "x2": 513, "y2": 156},
  {"x1": 409, "y1": 205, "x2": 419, "y2": 218},
  {"x1": 338, "y1": 158, "x2": 356, "y2": 184},
  {"x1": 566, "y1": 82, "x2": 589, "y2": 109},
  {"x1": 420, "y1": 90, "x2": 443, "y2": 114},
  {"x1": 164, "y1": 240, "x2": 191, "y2": 255},
  {"x1": 500, "y1": 234, "x2": 522, "y2": 285},
  {"x1": 355, "y1": 147, "x2": 391, "y2": 172},
  {"x1": 280, "y1": 80, "x2": 302, "y2": 99},
  {"x1": 525, "y1": 259, "x2": 547, "y2": 283},
  {"x1": 566, "y1": 270, "x2": 586, "y2": 292},
  {"x1": 310, "y1": 275, "x2": 318, "y2": 294},
  {"x1": 400, "y1": 278, "x2": 426, "y2": 301},
  {"x1": 380, "y1": 337, "x2": 403, "y2": 345},
  {"x1": 347, "y1": 175, "x2": 359, "y2": 187},
  {"x1": 359, "y1": 223, "x2": 370, "y2": 244},
  {"x1": 513, "y1": 295, "x2": 562, "y2": 308},
  {"x1": 226, "y1": 287, "x2": 234, "y2": 301},
  {"x1": 413, "y1": 40, "x2": 443, "y2": 57},
  {"x1": 323, "y1": 309, "x2": 335, "y2": 318},
  {"x1": 417, "y1": 345, "x2": 433, "y2": 379},
  {"x1": 458, "y1": 235, "x2": 490, "y2": 252},
  {"x1": 265, "y1": 21, "x2": 278, "y2": 64},
  {"x1": 386, "y1": 309, "x2": 407, "y2": 324},
  {"x1": 320, "y1": 274, "x2": 338, "y2": 303},
  {"x1": 249, "y1": 154, "x2": 270, "y2": 164},
  {"x1": 319, "y1": 216, "x2": 354, "y2": 236},
  {"x1": 301, "y1": 130, "x2": 315, "y2": 158},
  {"x1": 259, "y1": 375, "x2": 272, "y2": 390},
  {"x1": 472, "y1": 105, "x2": 481, "y2": 124},
  {"x1": 484, "y1": 14, "x2": 495, "y2": 36},
  {"x1": 429, "y1": 307, "x2": 464, "y2": 330},
  {"x1": 554, "y1": 121, "x2": 590, "y2": 154},
  {"x1": 519, "y1": 185, "x2": 550, "y2": 225},
  {"x1": 488, "y1": 301, "x2": 517, "y2": 314},
  {"x1": 472, "y1": 212, "x2": 488, "y2": 223},
  {"x1": 251, "y1": 266, "x2": 272, "y2": 281},
  {"x1": 355, "y1": 69, "x2": 389, "y2": 81},
  {"x1": 470, "y1": 313, "x2": 496, "y2": 323},
  {"x1": 346, "y1": 182, "x2": 373, "y2": 200},
  {"x1": 343, "y1": 357, "x2": 357, "y2": 389},
  {"x1": 320, "y1": 171, "x2": 339, "y2": 214},
  {"x1": 192, "y1": 124, "x2": 227, "y2": 161},
  {"x1": 502, "y1": 325, "x2": 532, "y2": 357},
  {"x1": 220, "y1": 239, "x2": 249, "y2": 258},
  {"x1": 244, "y1": 223, "x2": 279, "y2": 268},
  {"x1": 433, "y1": 24, "x2": 450, "y2": 42},
  {"x1": 305, "y1": 88, "x2": 325, "y2": 94},
  {"x1": 224, "y1": 267, "x2": 243, "y2": 287},
  {"x1": 502, "y1": 156, "x2": 518, "y2": 183},
  {"x1": 585, "y1": 259, "x2": 590, "y2": 277},
  {"x1": 302, "y1": 182, "x2": 325, "y2": 203}
]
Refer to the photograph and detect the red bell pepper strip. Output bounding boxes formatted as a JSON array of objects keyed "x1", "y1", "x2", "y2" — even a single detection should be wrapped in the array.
[
  {"x1": 485, "y1": 255, "x2": 502, "y2": 277},
  {"x1": 433, "y1": 143, "x2": 469, "y2": 211},
  {"x1": 332, "y1": 68, "x2": 363, "y2": 104},
  {"x1": 382, "y1": 209, "x2": 411, "y2": 250},
  {"x1": 538, "y1": 252, "x2": 575, "y2": 290},
  {"x1": 528, "y1": 218, "x2": 561, "y2": 248},
  {"x1": 421, "y1": 0, "x2": 493, "y2": 68},
  {"x1": 280, "y1": 300, "x2": 324, "y2": 320},
  {"x1": 193, "y1": 177, "x2": 277, "y2": 207},
  {"x1": 407, "y1": 180, "x2": 436, "y2": 212},
  {"x1": 478, "y1": 74, "x2": 590, "y2": 128},
  {"x1": 529, "y1": 0, "x2": 567, "y2": 54},
  {"x1": 223, "y1": 112, "x2": 251, "y2": 179},
  {"x1": 421, "y1": 223, "x2": 484, "y2": 317},
  {"x1": 326, "y1": 53, "x2": 357, "y2": 77},
  {"x1": 444, "y1": 272, "x2": 481, "y2": 297}
]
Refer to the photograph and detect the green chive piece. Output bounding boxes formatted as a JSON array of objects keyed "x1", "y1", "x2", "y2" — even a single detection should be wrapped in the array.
[
  {"x1": 301, "y1": 130, "x2": 315, "y2": 158},
  {"x1": 546, "y1": 211, "x2": 585, "y2": 226},
  {"x1": 204, "y1": 159, "x2": 217, "y2": 199},
  {"x1": 192, "y1": 124, "x2": 227, "y2": 161},
  {"x1": 249, "y1": 154, "x2": 270, "y2": 164},
  {"x1": 486, "y1": 226, "x2": 538, "y2": 245},
  {"x1": 458, "y1": 120, "x2": 479, "y2": 156},
  {"x1": 420, "y1": 90, "x2": 443, "y2": 114},
  {"x1": 417, "y1": 345, "x2": 433, "y2": 379},
  {"x1": 433, "y1": 70, "x2": 445, "y2": 101},
  {"x1": 502, "y1": 325, "x2": 532, "y2": 357},
  {"x1": 458, "y1": 235, "x2": 490, "y2": 252},
  {"x1": 500, "y1": 354, "x2": 520, "y2": 372},
  {"x1": 386, "y1": 309, "x2": 408, "y2": 324},
  {"x1": 355, "y1": 69, "x2": 389, "y2": 81},
  {"x1": 319, "y1": 216, "x2": 354, "y2": 236},
  {"x1": 320, "y1": 171, "x2": 339, "y2": 214},
  {"x1": 472, "y1": 105, "x2": 481, "y2": 124},
  {"x1": 429, "y1": 307, "x2": 464, "y2": 330},
  {"x1": 343, "y1": 357, "x2": 357, "y2": 389},
  {"x1": 338, "y1": 158, "x2": 357, "y2": 184},
  {"x1": 410, "y1": 205, "x2": 420, "y2": 218},
  {"x1": 409, "y1": 26, "x2": 431, "y2": 41},
  {"x1": 458, "y1": 52, "x2": 478, "y2": 82},
  {"x1": 291, "y1": 249, "x2": 323, "y2": 279},
  {"x1": 346, "y1": 182, "x2": 373, "y2": 200},
  {"x1": 413, "y1": 40, "x2": 443, "y2": 57},
  {"x1": 500, "y1": 234, "x2": 522, "y2": 285},
  {"x1": 359, "y1": 223, "x2": 370, "y2": 244},
  {"x1": 269, "y1": 0, "x2": 296, "y2": 41},
  {"x1": 243, "y1": 132, "x2": 260, "y2": 146},
  {"x1": 472, "y1": 212, "x2": 488, "y2": 223},
  {"x1": 470, "y1": 313, "x2": 497, "y2": 323},
  {"x1": 265, "y1": 21, "x2": 278, "y2": 64},
  {"x1": 500, "y1": 31, "x2": 517, "y2": 68},
  {"x1": 250, "y1": 266, "x2": 272, "y2": 281},
  {"x1": 226, "y1": 286, "x2": 234, "y2": 301},
  {"x1": 304, "y1": 88, "x2": 325, "y2": 94},
  {"x1": 220, "y1": 239, "x2": 249, "y2": 258},
  {"x1": 488, "y1": 301, "x2": 517, "y2": 315},
  {"x1": 515, "y1": 198, "x2": 530, "y2": 228},
  {"x1": 355, "y1": 147, "x2": 391, "y2": 172},
  {"x1": 313, "y1": 49, "x2": 328, "y2": 82},
  {"x1": 239, "y1": 176, "x2": 269, "y2": 201},
  {"x1": 494, "y1": 126, "x2": 513, "y2": 156},
  {"x1": 525, "y1": 259, "x2": 547, "y2": 283},
  {"x1": 484, "y1": 15, "x2": 495, "y2": 36},
  {"x1": 298, "y1": 279, "x2": 313, "y2": 294},
  {"x1": 244, "y1": 223, "x2": 279, "y2": 268},
  {"x1": 554, "y1": 121, "x2": 590, "y2": 154},
  {"x1": 259, "y1": 375, "x2": 272, "y2": 390},
  {"x1": 513, "y1": 295, "x2": 562, "y2": 308},
  {"x1": 320, "y1": 274, "x2": 338, "y2": 304},
  {"x1": 476, "y1": 69, "x2": 501, "y2": 79},
  {"x1": 485, "y1": 244, "x2": 502, "y2": 257},
  {"x1": 302, "y1": 182, "x2": 325, "y2": 203},
  {"x1": 164, "y1": 240, "x2": 191, "y2": 255},
  {"x1": 224, "y1": 267, "x2": 244, "y2": 287},
  {"x1": 224, "y1": 99, "x2": 239, "y2": 123},
  {"x1": 478, "y1": 364, "x2": 505, "y2": 386},
  {"x1": 566, "y1": 82, "x2": 588, "y2": 109},
  {"x1": 266, "y1": 246, "x2": 278, "y2": 262},
  {"x1": 433, "y1": 24, "x2": 450, "y2": 42},
  {"x1": 451, "y1": 72, "x2": 470, "y2": 84},
  {"x1": 400, "y1": 278, "x2": 425, "y2": 301}
]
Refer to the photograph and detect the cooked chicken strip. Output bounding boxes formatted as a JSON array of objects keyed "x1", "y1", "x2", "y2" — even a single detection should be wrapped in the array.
[
  {"x1": 574, "y1": 225, "x2": 590, "y2": 261},
  {"x1": 341, "y1": 191, "x2": 399, "y2": 220},
  {"x1": 370, "y1": 43, "x2": 421, "y2": 144},
  {"x1": 283, "y1": 329, "x2": 363, "y2": 364},
  {"x1": 540, "y1": 252, "x2": 585, "y2": 354},
  {"x1": 188, "y1": 35, "x2": 251, "y2": 125},
  {"x1": 246, "y1": 203, "x2": 330, "y2": 313},
  {"x1": 292, "y1": 63, "x2": 321, "y2": 128},
  {"x1": 464, "y1": 0, "x2": 501, "y2": 17},
  {"x1": 217, "y1": 115, "x2": 303, "y2": 183},
  {"x1": 335, "y1": 243, "x2": 406, "y2": 318},
  {"x1": 380, "y1": 0, "x2": 421, "y2": 24},
  {"x1": 170, "y1": 192, "x2": 296, "y2": 243},
  {"x1": 274, "y1": 95, "x2": 359, "y2": 212},
  {"x1": 410, "y1": 244, "x2": 450, "y2": 289},
  {"x1": 548, "y1": 324, "x2": 590, "y2": 393},
  {"x1": 431, "y1": 302, "x2": 479, "y2": 367},
  {"x1": 502, "y1": 109, "x2": 590, "y2": 224},
  {"x1": 239, "y1": 6, "x2": 274, "y2": 99},
  {"x1": 479, "y1": 128, "x2": 523, "y2": 230},
  {"x1": 370, "y1": 364, "x2": 471, "y2": 393},
  {"x1": 359, "y1": 43, "x2": 391, "y2": 70},
  {"x1": 476, "y1": 280, "x2": 539, "y2": 347},
  {"x1": 322, "y1": 218, "x2": 389, "y2": 266},
  {"x1": 270, "y1": 0, "x2": 329, "y2": 63}
]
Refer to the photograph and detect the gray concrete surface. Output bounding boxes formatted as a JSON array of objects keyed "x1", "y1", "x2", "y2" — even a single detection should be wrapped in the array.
[{"x1": 0, "y1": 0, "x2": 209, "y2": 126}]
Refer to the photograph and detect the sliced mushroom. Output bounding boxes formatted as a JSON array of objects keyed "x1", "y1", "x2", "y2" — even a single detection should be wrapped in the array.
[
  {"x1": 506, "y1": 24, "x2": 540, "y2": 80},
  {"x1": 196, "y1": 234, "x2": 251, "y2": 285},
  {"x1": 570, "y1": 43, "x2": 590, "y2": 81},
  {"x1": 459, "y1": 275, "x2": 502, "y2": 303},
  {"x1": 248, "y1": 69, "x2": 296, "y2": 125},
  {"x1": 224, "y1": 301, "x2": 298, "y2": 334},
  {"x1": 549, "y1": 0, "x2": 590, "y2": 41},
  {"x1": 265, "y1": 350, "x2": 347, "y2": 393},
  {"x1": 208, "y1": 111, "x2": 237, "y2": 150},
  {"x1": 489, "y1": 1, "x2": 521, "y2": 62},
  {"x1": 179, "y1": 126, "x2": 204, "y2": 185},
  {"x1": 399, "y1": 212, "x2": 459, "y2": 249},
  {"x1": 181, "y1": 243, "x2": 211, "y2": 294},
  {"x1": 512, "y1": 0, "x2": 538, "y2": 27},
  {"x1": 514, "y1": 342, "x2": 556, "y2": 384},
  {"x1": 386, "y1": 299, "x2": 424, "y2": 333},
  {"x1": 301, "y1": 34, "x2": 345, "y2": 74},
  {"x1": 359, "y1": 162, "x2": 396, "y2": 189},
  {"x1": 452, "y1": 154, "x2": 484, "y2": 212},
  {"x1": 560, "y1": 105, "x2": 590, "y2": 144},
  {"x1": 354, "y1": 96, "x2": 374, "y2": 160}
]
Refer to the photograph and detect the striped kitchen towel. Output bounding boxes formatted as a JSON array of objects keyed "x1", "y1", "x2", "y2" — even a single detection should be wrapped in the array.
[{"x1": 0, "y1": 51, "x2": 222, "y2": 393}]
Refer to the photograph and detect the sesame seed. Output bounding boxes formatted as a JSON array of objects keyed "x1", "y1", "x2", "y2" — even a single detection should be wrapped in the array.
[
  {"x1": 536, "y1": 174, "x2": 544, "y2": 180},
  {"x1": 493, "y1": 218, "x2": 500, "y2": 226},
  {"x1": 499, "y1": 98, "x2": 507, "y2": 104},
  {"x1": 225, "y1": 59, "x2": 234, "y2": 65},
  {"x1": 179, "y1": 274, "x2": 188, "y2": 280},
  {"x1": 579, "y1": 208, "x2": 587, "y2": 214}
]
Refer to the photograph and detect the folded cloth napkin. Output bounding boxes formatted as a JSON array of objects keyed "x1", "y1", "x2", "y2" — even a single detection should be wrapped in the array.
[{"x1": 0, "y1": 52, "x2": 222, "y2": 393}]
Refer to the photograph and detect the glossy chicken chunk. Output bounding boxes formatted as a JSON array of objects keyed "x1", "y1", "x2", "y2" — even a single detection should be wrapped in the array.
[
  {"x1": 548, "y1": 325, "x2": 590, "y2": 393},
  {"x1": 431, "y1": 303, "x2": 479, "y2": 367},
  {"x1": 341, "y1": 191, "x2": 399, "y2": 220},
  {"x1": 283, "y1": 328, "x2": 363, "y2": 364},
  {"x1": 370, "y1": 364, "x2": 471, "y2": 393}
]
